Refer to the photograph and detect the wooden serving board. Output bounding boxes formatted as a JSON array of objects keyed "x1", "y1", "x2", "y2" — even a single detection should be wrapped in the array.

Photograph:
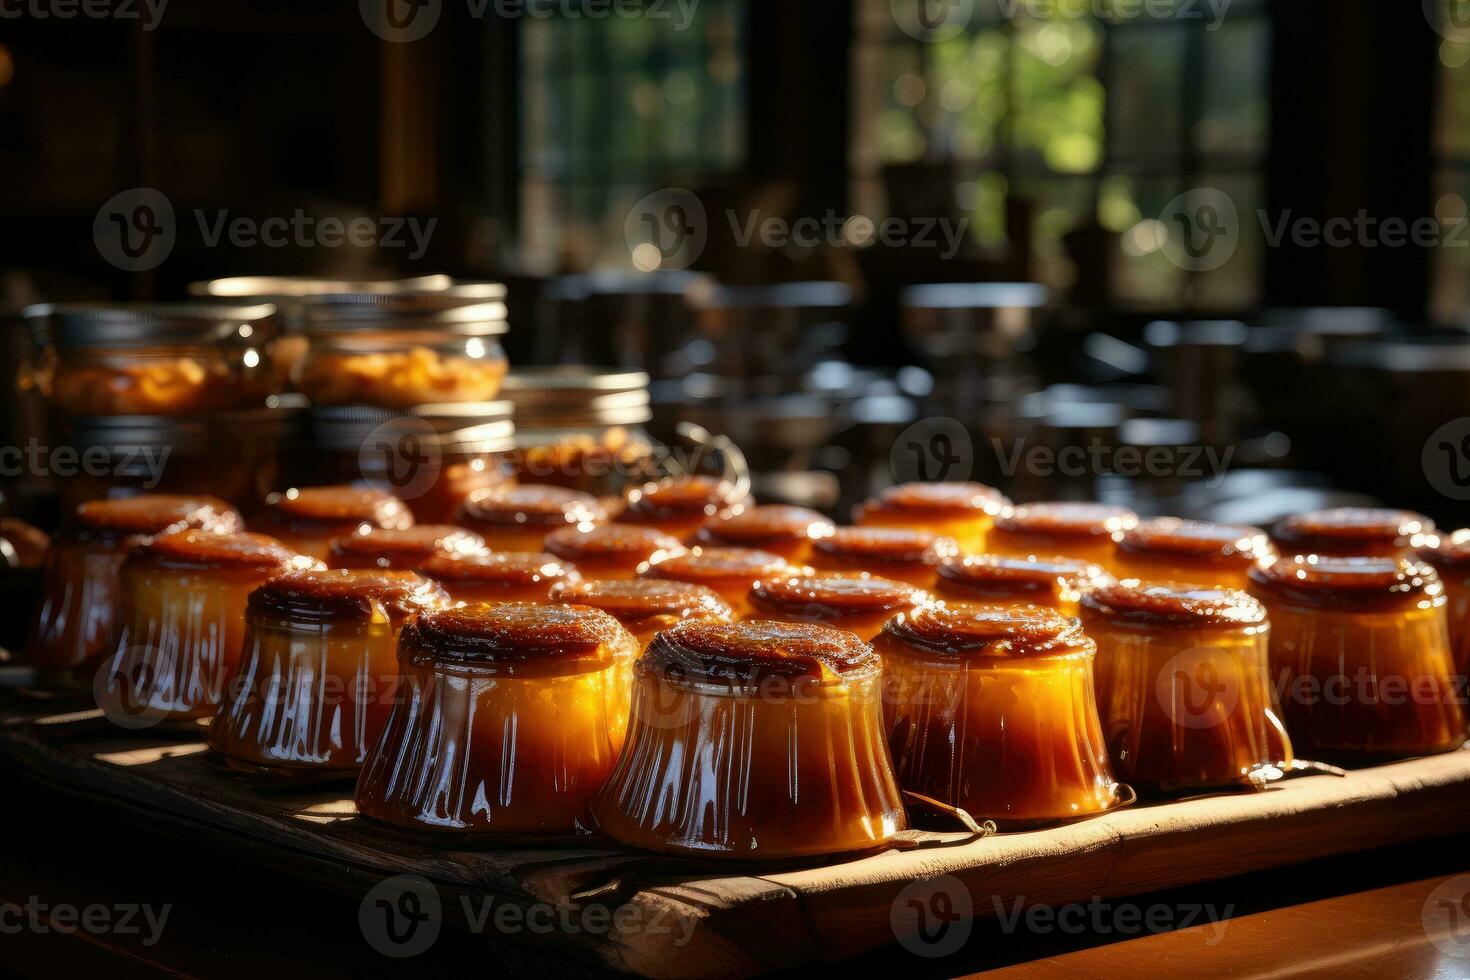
[{"x1": 2, "y1": 695, "x2": 1469, "y2": 978}]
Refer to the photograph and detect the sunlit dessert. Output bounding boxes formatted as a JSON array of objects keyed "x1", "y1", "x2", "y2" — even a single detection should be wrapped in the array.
[
  {"x1": 986, "y1": 502, "x2": 1138, "y2": 571},
  {"x1": 854, "y1": 481, "x2": 1009, "y2": 553},
  {"x1": 208, "y1": 569, "x2": 448, "y2": 775},
  {"x1": 260, "y1": 485, "x2": 414, "y2": 562},
  {"x1": 296, "y1": 343, "x2": 508, "y2": 408},
  {"x1": 879, "y1": 602, "x2": 1122, "y2": 827},
  {"x1": 417, "y1": 551, "x2": 578, "y2": 604},
  {"x1": 694, "y1": 504, "x2": 835, "y2": 563},
  {"x1": 327, "y1": 524, "x2": 484, "y2": 570},
  {"x1": 543, "y1": 524, "x2": 686, "y2": 580},
  {"x1": 639, "y1": 546, "x2": 792, "y2": 618},
  {"x1": 1249, "y1": 556, "x2": 1467, "y2": 761},
  {"x1": 1114, "y1": 518, "x2": 1275, "y2": 590},
  {"x1": 615, "y1": 475, "x2": 751, "y2": 542},
  {"x1": 809, "y1": 526, "x2": 960, "y2": 586},
  {"x1": 933, "y1": 554, "x2": 1112, "y2": 619},
  {"x1": 548, "y1": 578, "x2": 732, "y2": 648},
  {"x1": 747, "y1": 572, "x2": 929, "y2": 641},
  {"x1": 355, "y1": 603, "x2": 638, "y2": 835},
  {"x1": 458, "y1": 484, "x2": 608, "y2": 553},
  {"x1": 1418, "y1": 531, "x2": 1470, "y2": 679},
  {"x1": 1272, "y1": 507, "x2": 1435, "y2": 560},
  {"x1": 592, "y1": 619, "x2": 906, "y2": 859},
  {"x1": 1081, "y1": 581, "x2": 1292, "y2": 794}
]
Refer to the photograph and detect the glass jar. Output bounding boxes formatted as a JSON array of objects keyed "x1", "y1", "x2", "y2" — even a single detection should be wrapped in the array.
[
  {"x1": 548, "y1": 578, "x2": 732, "y2": 648},
  {"x1": 1081, "y1": 581, "x2": 1292, "y2": 794},
  {"x1": 459, "y1": 484, "x2": 608, "y2": 554},
  {"x1": 502, "y1": 367, "x2": 658, "y2": 497},
  {"x1": 639, "y1": 547, "x2": 793, "y2": 618},
  {"x1": 294, "y1": 289, "x2": 509, "y2": 408},
  {"x1": 808, "y1": 526, "x2": 959, "y2": 587},
  {"x1": 747, "y1": 573, "x2": 929, "y2": 641},
  {"x1": 1114, "y1": 518, "x2": 1275, "y2": 590},
  {"x1": 417, "y1": 551, "x2": 579, "y2": 604},
  {"x1": 355, "y1": 603, "x2": 638, "y2": 835},
  {"x1": 592, "y1": 619, "x2": 906, "y2": 859},
  {"x1": 1418, "y1": 531, "x2": 1470, "y2": 679},
  {"x1": 94, "y1": 531, "x2": 310, "y2": 725},
  {"x1": 616, "y1": 475, "x2": 752, "y2": 543},
  {"x1": 259, "y1": 485, "x2": 414, "y2": 563},
  {"x1": 207, "y1": 569, "x2": 447, "y2": 776},
  {"x1": 879, "y1": 602, "x2": 1123, "y2": 827},
  {"x1": 1272, "y1": 507, "x2": 1435, "y2": 559},
  {"x1": 23, "y1": 303, "x2": 280, "y2": 416},
  {"x1": 543, "y1": 524, "x2": 686, "y2": 580},
  {"x1": 328, "y1": 525, "x2": 484, "y2": 570},
  {"x1": 987, "y1": 502, "x2": 1139, "y2": 571},
  {"x1": 27, "y1": 495, "x2": 242, "y2": 684},
  {"x1": 694, "y1": 505, "x2": 835, "y2": 563},
  {"x1": 855, "y1": 482, "x2": 1010, "y2": 554},
  {"x1": 1249, "y1": 556, "x2": 1467, "y2": 762},
  {"x1": 934, "y1": 554, "x2": 1112, "y2": 619}
]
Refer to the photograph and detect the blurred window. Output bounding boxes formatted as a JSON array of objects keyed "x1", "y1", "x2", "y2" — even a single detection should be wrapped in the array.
[{"x1": 1433, "y1": 0, "x2": 1470, "y2": 321}]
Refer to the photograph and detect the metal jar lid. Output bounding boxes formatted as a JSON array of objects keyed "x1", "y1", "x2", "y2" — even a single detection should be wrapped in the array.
[
  {"x1": 502, "y1": 366, "x2": 652, "y2": 429},
  {"x1": 24, "y1": 302, "x2": 281, "y2": 350},
  {"x1": 304, "y1": 401, "x2": 517, "y2": 456},
  {"x1": 187, "y1": 274, "x2": 456, "y2": 300},
  {"x1": 297, "y1": 283, "x2": 509, "y2": 335}
]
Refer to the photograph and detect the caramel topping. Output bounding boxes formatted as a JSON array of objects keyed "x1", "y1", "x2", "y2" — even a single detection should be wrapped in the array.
[
  {"x1": 994, "y1": 502, "x2": 1138, "y2": 539},
  {"x1": 549, "y1": 578, "x2": 731, "y2": 623},
  {"x1": 329, "y1": 525, "x2": 484, "y2": 569},
  {"x1": 401, "y1": 602, "x2": 628, "y2": 671},
  {"x1": 417, "y1": 551, "x2": 577, "y2": 586},
  {"x1": 696, "y1": 505, "x2": 835, "y2": 546},
  {"x1": 621, "y1": 476, "x2": 748, "y2": 521},
  {"x1": 544, "y1": 524, "x2": 686, "y2": 564},
  {"x1": 250, "y1": 568, "x2": 447, "y2": 624},
  {"x1": 1118, "y1": 518, "x2": 1273, "y2": 565},
  {"x1": 461, "y1": 484, "x2": 607, "y2": 528},
  {"x1": 1083, "y1": 581, "x2": 1266, "y2": 628},
  {"x1": 141, "y1": 530, "x2": 303, "y2": 572},
  {"x1": 749, "y1": 573, "x2": 927, "y2": 617},
  {"x1": 643, "y1": 618, "x2": 878, "y2": 686},
  {"x1": 872, "y1": 481, "x2": 1009, "y2": 515},
  {"x1": 265, "y1": 485, "x2": 413, "y2": 533},
  {"x1": 879, "y1": 602, "x2": 1086, "y2": 659},
  {"x1": 644, "y1": 547, "x2": 789, "y2": 581},
  {"x1": 813, "y1": 527, "x2": 960, "y2": 566},
  {"x1": 1274, "y1": 508, "x2": 1435, "y2": 553},
  {"x1": 937, "y1": 554, "x2": 1111, "y2": 600},
  {"x1": 1248, "y1": 555, "x2": 1444, "y2": 612},
  {"x1": 1419, "y1": 530, "x2": 1470, "y2": 570},
  {"x1": 75, "y1": 494, "x2": 241, "y2": 537}
]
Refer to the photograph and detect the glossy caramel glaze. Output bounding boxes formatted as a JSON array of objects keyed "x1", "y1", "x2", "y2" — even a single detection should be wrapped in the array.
[
  {"x1": 642, "y1": 618, "x2": 877, "y2": 687},
  {"x1": 867, "y1": 481, "x2": 1009, "y2": 515},
  {"x1": 810, "y1": 527, "x2": 959, "y2": 584},
  {"x1": 1247, "y1": 556, "x2": 1443, "y2": 613},
  {"x1": 1083, "y1": 580, "x2": 1267, "y2": 628},
  {"x1": 619, "y1": 476, "x2": 749, "y2": 524},
  {"x1": 1419, "y1": 532, "x2": 1470, "y2": 676},
  {"x1": 639, "y1": 546, "x2": 792, "y2": 616},
  {"x1": 460, "y1": 484, "x2": 607, "y2": 529},
  {"x1": 748, "y1": 573, "x2": 928, "y2": 640},
  {"x1": 880, "y1": 601, "x2": 1079, "y2": 659},
  {"x1": 264, "y1": 485, "x2": 413, "y2": 533},
  {"x1": 1273, "y1": 507, "x2": 1435, "y2": 558},
  {"x1": 74, "y1": 494, "x2": 241, "y2": 537},
  {"x1": 693, "y1": 505, "x2": 835, "y2": 559},
  {"x1": 417, "y1": 551, "x2": 578, "y2": 603},
  {"x1": 328, "y1": 524, "x2": 484, "y2": 570},
  {"x1": 249, "y1": 568, "x2": 447, "y2": 624},
  {"x1": 994, "y1": 501, "x2": 1138, "y2": 539},
  {"x1": 548, "y1": 579, "x2": 731, "y2": 643},
  {"x1": 140, "y1": 530, "x2": 303, "y2": 572},
  {"x1": 1116, "y1": 519, "x2": 1274, "y2": 589},
  {"x1": 400, "y1": 602, "x2": 630, "y2": 675},
  {"x1": 543, "y1": 524, "x2": 686, "y2": 578},
  {"x1": 935, "y1": 554, "x2": 1111, "y2": 614}
]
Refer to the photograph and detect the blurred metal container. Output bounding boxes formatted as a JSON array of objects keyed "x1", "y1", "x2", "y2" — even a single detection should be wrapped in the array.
[
  {"x1": 694, "y1": 281, "x2": 852, "y2": 397},
  {"x1": 1144, "y1": 320, "x2": 1250, "y2": 445},
  {"x1": 547, "y1": 271, "x2": 712, "y2": 378}
]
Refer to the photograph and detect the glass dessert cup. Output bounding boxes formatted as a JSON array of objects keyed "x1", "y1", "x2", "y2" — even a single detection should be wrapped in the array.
[
  {"x1": 1114, "y1": 518, "x2": 1275, "y2": 591},
  {"x1": 327, "y1": 525, "x2": 484, "y2": 570},
  {"x1": 640, "y1": 547, "x2": 793, "y2": 618},
  {"x1": 93, "y1": 531, "x2": 309, "y2": 725},
  {"x1": 548, "y1": 578, "x2": 732, "y2": 649},
  {"x1": 208, "y1": 569, "x2": 448, "y2": 777},
  {"x1": 592, "y1": 619, "x2": 907, "y2": 860},
  {"x1": 296, "y1": 334, "x2": 509, "y2": 408},
  {"x1": 1248, "y1": 556, "x2": 1467, "y2": 762},
  {"x1": 693, "y1": 505, "x2": 835, "y2": 564},
  {"x1": 26, "y1": 495, "x2": 242, "y2": 685},
  {"x1": 259, "y1": 485, "x2": 414, "y2": 563},
  {"x1": 986, "y1": 502, "x2": 1139, "y2": 572},
  {"x1": 418, "y1": 551, "x2": 579, "y2": 604},
  {"x1": 934, "y1": 554, "x2": 1112, "y2": 619},
  {"x1": 616, "y1": 476, "x2": 751, "y2": 543},
  {"x1": 1081, "y1": 581, "x2": 1293, "y2": 795},
  {"x1": 1419, "y1": 531, "x2": 1470, "y2": 679},
  {"x1": 1272, "y1": 507, "x2": 1435, "y2": 560},
  {"x1": 854, "y1": 482, "x2": 1009, "y2": 554},
  {"x1": 355, "y1": 603, "x2": 638, "y2": 835},
  {"x1": 808, "y1": 526, "x2": 960, "y2": 587},
  {"x1": 543, "y1": 524, "x2": 686, "y2": 581},
  {"x1": 747, "y1": 573, "x2": 929, "y2": 642},
  {"x1": 458, "y1": 484, "x2": 609, "y2": 554},
  {"x1": 878, "y1": 602, "x2": 1123, "y2": 828}
]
